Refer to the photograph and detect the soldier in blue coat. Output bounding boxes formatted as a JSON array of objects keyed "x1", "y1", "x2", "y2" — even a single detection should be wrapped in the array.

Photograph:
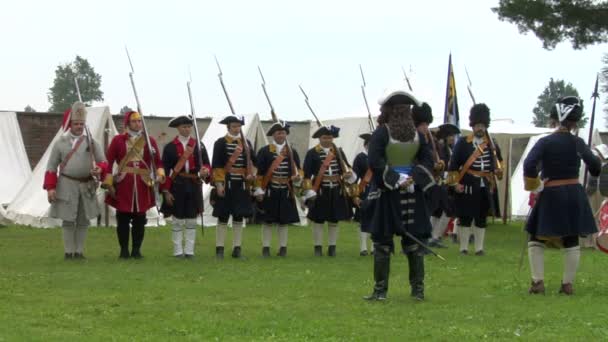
[
  {"x1": 447, "y1": 104, "x2": 503, "y2": 256},
  {"x1": 363, "y1": 89, "x2": 435, "y2": 301},
  {"x1": 524, "y1": 96, "x2": 601, "y2": 295},
  {"x1": 352, "y1": 133, "x2": 373, "y2": 256}
]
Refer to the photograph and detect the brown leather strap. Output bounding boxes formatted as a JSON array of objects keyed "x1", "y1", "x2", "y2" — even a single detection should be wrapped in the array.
[
  {"x1": 170, "y1": 144, "x2": 195, "y2": 180},
  {"x1": 228, "y1": 167, "x2": 247, "y2": 175},
  {"x1": 60, "y1": 173, "x2": 93, "y2": 183},
  {"x1": 116, "y1": 136, "x2": 146, "y2": 175},
  {"x1": 270, "y1": 177, "x2": 290, "y2": 184},
  {"x1": 545, "y1": 178, "x2": 579, "y2": 187},
  {"x1": 59, "y1": 136, "x2": 86, "y2": 172},
  {"x1": 455, "y1": 142, "x2": 488, "y2": 184},
  {"x1": 322, "y1": 175, "x2": 341, "y2": 182},
  {"x1": 261, "y1": 151, "x2": 287, "y2": 190},
  {"x1": 225, "y1": 140, "x2": 244, "y2": 174},
  {"x1": 358, "y1": 169, "x2": 373, "y2": 193},
  {"x1": 312, "y1": 151, "x2": 336, "y2": 192}
]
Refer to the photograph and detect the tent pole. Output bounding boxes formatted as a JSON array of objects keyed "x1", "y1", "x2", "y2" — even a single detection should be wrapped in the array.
[{"x1": 502, "y1": 138, "x2": 512, "y2": 224}]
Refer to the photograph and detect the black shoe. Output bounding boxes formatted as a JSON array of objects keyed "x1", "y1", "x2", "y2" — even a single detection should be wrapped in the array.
[
  {"x1": 277, "y1": 247, "x2": 287, "y2": 257},
  {"x1": 262, "y1": 247, "x2": 270, "y2": 258},
  {"x1": 314, "y1": 245, "x2": 323, "y2": 257},
  {"x1": 119, "y1": 249, "x2": 130, "y2": 259},
  {"x1": 429, "y1": 238, "x2": 448, "y2": 248},
  {"x1": 131, "y1": 249, "x2": 143, "y2": 259},
  {"x1": 64, "y1": 253, "x2": 73, "y2": 260},
  {"x1": 215, "y1": 246, "x2": 224, "y2": 259},
  {"x1": 460, "y1": 250, "x2": 468, "y2": 255},
  {"x1": 174, "y1": 254, "x2": 184, "y2": 259},
  {"x1": 328, "y1": 245, "x2": 336, "y2": 257},
  {"x1": 73, "y1": 253, "x2": 86, "y2": 260},
  {"x1": 407, "y1": 252, "x2": 425, "y2": 301},
  {"x1": 475, "y1": 250, "x2": 485, "y2": 256},
  {"x1": 231, "y1": 246, "x2": 242, "y2": 258},
  {"x1": 363, "y1": 292, "x2": 387, "y2": 301},
  {"x1": 360, "y1": 250, "x2": 369, "y2": 256},
  {"x1": 451, "y1": 234, "x2": 458, "y2": 244},
  {"x1": 184, "y1": 254, "x2": 194, "y2": 259}
]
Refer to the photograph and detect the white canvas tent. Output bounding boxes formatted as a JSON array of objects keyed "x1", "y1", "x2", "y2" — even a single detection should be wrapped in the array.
[
  {"x1": 6, "y1": 106, "x2": 164, "y2": 228},
  {"x1": 0, "y1": 204, "x2": 8, "y2": 225},
  {"x1": 201, "y1": 113, "x2": 269, "y2": 227},
  {"x1": 0, "y1": 112, "x2": 31, "y2": 206},
  {"x1": 510, "y1": 128, "x2": 602, "y2": 218}
]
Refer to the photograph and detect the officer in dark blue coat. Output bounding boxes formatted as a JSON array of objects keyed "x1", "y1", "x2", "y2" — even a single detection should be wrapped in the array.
[
  {"x1": 524, "y1": 96, "x2": 601, "y2": 296},
  {"x1": 363, "y1": 89, "x2": 435, "y2": 301},
  {"x1": 447, "y1": 104, "x2": 503, "y2": 256}
]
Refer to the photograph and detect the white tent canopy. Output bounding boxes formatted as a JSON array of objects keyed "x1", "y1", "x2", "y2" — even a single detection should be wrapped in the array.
[
  {"x1": 6, "y1": 106, "x2": 164, "y2": 228},
  {"x1": 201, "y1": 113, "x2": 269, "y2": 227},
  {"x1": 0, "y1": 111, "x2": 31, "y2": 206}
]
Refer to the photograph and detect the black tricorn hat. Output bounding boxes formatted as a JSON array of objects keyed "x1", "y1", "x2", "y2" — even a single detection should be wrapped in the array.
[
  {"x1": 469, "y1": 103, "x2": 491, "y2": 127},
  {"x1": 550, "y1": 96, "x2": 583, "y2": 123},
  {"x1": 436, "y1": 123, "x2": 460, "y2": 139},
  {"x1": 168, "y1": 115, "x2": 194, "y2": 128},
  {"x1": 219, "y1": 114, "x2": 245, "y2": 125},
  {"x1": 412, "y1": 102, "x2": 433, "y2": 126},
  {"x1": 266, "y1": 120, "x2": 291, "y2": 136},
  {"x1": 312, "y1": 125, "x2": 340, "y2": 138},
  {"x1": 359, "y1": 132, "x2": 372, "y2": 144}
]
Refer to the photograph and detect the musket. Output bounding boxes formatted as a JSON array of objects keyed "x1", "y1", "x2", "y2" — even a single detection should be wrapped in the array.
[
  {"x1": 257, "y1": 66, "x2": 299, "y2": 178},
  {"x1": 125, "y1": 47, "x2": 160, "y2": 211},
  {"x1": 73, "y1": 77, "x2": 98, "y2": 182},
  {"x1": 359, "y1": 64, "x2": 375, "y2": 131},
  {"x1": 186, "y1": 76, "x2": 205, "y2": 235},
  {"x1": 214, "y1": 56, "x2": 253, "y2": 178},
  {"x1": 401, "y1": 66, "x2": 413, "y2": 92},
  {"x1": 583, "y1": 74, "x2": 600, "y2": 187}
]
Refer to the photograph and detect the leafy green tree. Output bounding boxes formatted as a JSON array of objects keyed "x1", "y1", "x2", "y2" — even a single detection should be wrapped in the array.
[
  {"x1": 23, "y1": 105, "x2": 36, "y2": 112},
  {"x1": 532, "y1": 78, "x2": 588, "y2": 128},
  {"x1": 48, "y1": 56, "x2": 103, "y2": 112},
  {"x1": 492, "y1": 0, "x2": 608, "y2": 50}
]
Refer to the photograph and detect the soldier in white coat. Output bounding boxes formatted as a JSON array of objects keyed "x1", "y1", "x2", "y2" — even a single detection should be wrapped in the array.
[{"x1": 43, "y1": 102, "x2": 107, "y2": 259}]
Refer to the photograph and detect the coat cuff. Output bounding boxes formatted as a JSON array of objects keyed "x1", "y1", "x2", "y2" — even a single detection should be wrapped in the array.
[
  {"x1": 446, "y1": 171, "x2": 459, "y2": 186},
  {"x1": 103, "y1": 174, "x2": 113, "y2": 188},
  {"x1": 201, "y1": 164, "x2": 212, "y2": 183},
  {"x1": 524, "y1": 176, "x2": 541, "y2": 191},
  {"x1": 213, "y1": 168, "x2": 226, "y2": 183},
  {"x1": 302, "y1": 178, "x2": 312, "y2": 191},
  {"x1": 255, "y1": 175, "x2": 264, "y2": 189},
  {"x1": 43, "y1": 171, "x2": 58, "y2": 190},
  {"x1": 96, "y1": 161, "x2": 109, "y2": 180}
]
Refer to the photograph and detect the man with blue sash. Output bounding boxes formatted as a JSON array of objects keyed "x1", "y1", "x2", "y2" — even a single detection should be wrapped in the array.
[{"x1": 363, "y1": 89, "x2": 435, "y2": 301}]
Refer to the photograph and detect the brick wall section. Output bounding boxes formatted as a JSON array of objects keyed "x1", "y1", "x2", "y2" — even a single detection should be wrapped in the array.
[{"x1": 16, "y1": 112, "x2": 63, "y2": 168}]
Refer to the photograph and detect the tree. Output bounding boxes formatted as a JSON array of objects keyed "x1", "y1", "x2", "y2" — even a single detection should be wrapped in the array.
[
  {"x1": 532, "y1": 78, "x2": 588, "y2": 128},
  {"x1": 120, "y1": 106, "x2": 133, "y2": 115},
  {"x1": 47, "y1": 56, "x2": 104, "y2": 112},
  {"x1": 492, "y1": 0, "x2": 608, "y2": 50},
  {"x1": 23, "y1": 105, "x2": 36, "y2": 112}
]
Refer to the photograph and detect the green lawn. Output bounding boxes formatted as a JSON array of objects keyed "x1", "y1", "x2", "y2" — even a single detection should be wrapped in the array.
[{"x1": 1, "y1": 222, "x2": 607, "y2": 341}]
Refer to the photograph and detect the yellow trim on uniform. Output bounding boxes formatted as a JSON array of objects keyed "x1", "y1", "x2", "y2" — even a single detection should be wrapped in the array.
[
  {"x1": 347, "y1": 183, "x2": 360, "y2": 198},
  {"x1": 225, "y1": 135, "x2": 241, "y2": 144},
  {"x1": 269, "y1": 144, "x2": 277, "y2": 153},
  {"x1": 446, "y1": 171, "x2": 459, "y2": 186},
  {"x1": 103, "y1": 174, "x2": 113, "y2": 187},
  {"x1": 213, "y1": 168, "x2": 226, "y2": 182},
  {"x1": 302, "y1": 178, "x2": 312, "y2": 191},
  {"x1": 524, "y1": 176, "x2": 541, "y2": 191},
  {"x1": 255, "y1": 175, "x2": 264, "y2": 188}
]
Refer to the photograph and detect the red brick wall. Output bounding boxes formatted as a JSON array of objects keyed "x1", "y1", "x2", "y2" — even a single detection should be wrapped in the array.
[{"x1": 16, "y1": 112, "x2": 63, "y2": 168}]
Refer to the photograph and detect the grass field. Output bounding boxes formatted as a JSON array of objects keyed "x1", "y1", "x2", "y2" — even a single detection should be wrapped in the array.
[{"x1": 1, "y1": 221, "x2": 607, "y2": 341}]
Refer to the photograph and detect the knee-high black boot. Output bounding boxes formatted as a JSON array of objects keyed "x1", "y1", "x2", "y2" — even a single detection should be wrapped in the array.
[
  {"x1": 116, "y1": 212, "x2": 131, "y2": 259},
  {"x1": 407, "y1": 251, "x2": 425, "y2": 300},
  {"x1": 131, "y1": 214, "x2": 147, "y2": 259},
  {"x1": 364, "y1": 243, "x2": 390, "y2": 301}
]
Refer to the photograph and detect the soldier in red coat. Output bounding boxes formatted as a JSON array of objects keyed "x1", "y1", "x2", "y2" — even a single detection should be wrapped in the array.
[{"x1": 103, "y1": 111, "x2": 165, "y2": 259}]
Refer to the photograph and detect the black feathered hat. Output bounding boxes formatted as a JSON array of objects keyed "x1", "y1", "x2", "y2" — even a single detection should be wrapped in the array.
[
  {"x1": 168, "y1": 115, "x2": 194, "y2": 128},
  {"x1": 219, "y1": 114, "x2": 245, "y2": 125},
  {"x1": 359, "y1": 132, "x2": 372, "y2": 145},
  {"x1": 550, "y1": 96, "x2": 583, "y2": 123},
  {"x1": 412, "y1": 102, "x2": 433, "y2": 126},
  {"x1": 312, "y1": 125, "x2": 340, "y2": 138},
  {"x1": 266, "y1": 120, "x2": 291, "y2": 136},
  {"x1": 436, "y1": 123, "x2": 460, "y2": 139},
  {"x1": 469, "y1": 103, "x2": 491, "y2": 127}
]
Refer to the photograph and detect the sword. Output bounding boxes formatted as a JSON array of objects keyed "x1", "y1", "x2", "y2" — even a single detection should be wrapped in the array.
[{"x1": 404, "y1": 230, "x2": 446, "y2": 261}]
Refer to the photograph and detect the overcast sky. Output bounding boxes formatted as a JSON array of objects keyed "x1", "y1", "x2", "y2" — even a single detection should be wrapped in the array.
[{"x1": 1, "y1": 0, "x2": 606, "y2": 128}]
